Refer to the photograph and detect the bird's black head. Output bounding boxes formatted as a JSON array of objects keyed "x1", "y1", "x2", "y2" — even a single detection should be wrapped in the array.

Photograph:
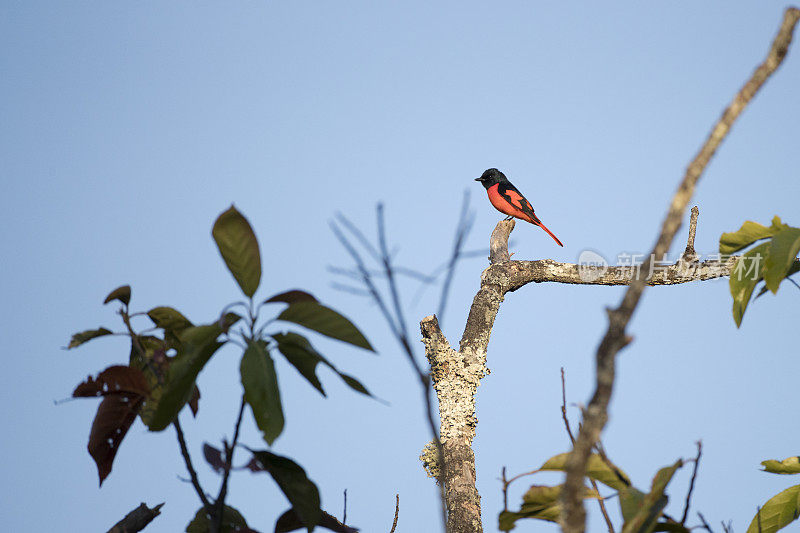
[{"x1": 475, "y1": 168, "x2": 508, "y2": 189}]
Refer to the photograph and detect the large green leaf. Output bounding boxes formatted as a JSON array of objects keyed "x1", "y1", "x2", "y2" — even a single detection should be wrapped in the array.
[
  {"x1": 241, "y1": 340, "x2": 284, "y2": 445},
  {"x1": 539, "y1": 453, "x2": 631, "y2": 491},
  {"x1": 762, "y1": 457, "x2": 800, "y2": 475},
  {"x1": 621, "y1": 460, "x2": 683, "y2": 533},
  {"x1": 746, "y1": 484, "x2": 800, "y2": 533},
  {"x1": 186, "y1": 505, "x2": 251, "y2": 533},
  {"x1": 248, "y1": 450, "x2": 322, "y2": 531},
  {"x1": 498, "y1": 484, "x2": 599, "y2": 531},
  {"x1": 277, "y1": 302, "x2": 374, "y2": 352},
  {"x1": 264, "y1": 290, "x2": 318, "y2": 304},
  {"x1": 720, "y1": 219, "x2": 782, "y2": 255},
  {"x1": 104, "y1": 285, "x2": 131, "y2": 306},
  {"x1": 67, "y1": 327, "x2": 113, "y2": 349},
  {"x1": 272, "y1": 332, "x2": 372, "y2": 398},
  {"x1": 147, "y1": 325, "x2": 225, "y2": 431},
  {"x1": 764, "y1": 227, "x2": 800, "y2": 293},
  {"x1": 730, "y1": 242, "x2": 770, "y2": 327},
  {"x1": 212, "y1": 206, "x2": 262, "y2": 298}
]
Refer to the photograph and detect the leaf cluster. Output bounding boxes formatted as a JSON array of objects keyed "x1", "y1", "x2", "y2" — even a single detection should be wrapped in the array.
[
  {"x1": 67, "y1": 206, "x2": 373, "y2": 532},
  {"x1": 720, "y1": 216, "x2": 800, "y2": 327}
]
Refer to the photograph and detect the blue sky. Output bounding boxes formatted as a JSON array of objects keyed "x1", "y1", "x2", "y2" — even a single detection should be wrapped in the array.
[{"x1": 2, "y1": 2, "x2": 799, "y2": 531}]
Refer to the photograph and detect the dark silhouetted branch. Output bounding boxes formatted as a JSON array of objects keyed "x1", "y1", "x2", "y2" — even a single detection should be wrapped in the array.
[{"x1": 106, "y1": 502, "x2": 164, "y2": 533}]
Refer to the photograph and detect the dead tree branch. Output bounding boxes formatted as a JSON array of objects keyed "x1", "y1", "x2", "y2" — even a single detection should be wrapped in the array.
[
  {"x1": 560, "y1": 8, "x2": 800, "y2": 533},
  {"x1": 106, "y1": 502, "x2": 164, "y2": 533}
]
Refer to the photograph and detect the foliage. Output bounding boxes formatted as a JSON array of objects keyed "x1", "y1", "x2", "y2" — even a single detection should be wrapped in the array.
[
  {"x1": 720, "y1": 216, "x2": 800, "y2": 327},
  {"x1": 747, "y1": 459, "x2": 800, "y2": 533},
  {"x1": 67, "y1": 206, "x2": 373, "y2": 531},
  {"x1": 499, "y1": 453, "x2": 689, "y2": 533}
]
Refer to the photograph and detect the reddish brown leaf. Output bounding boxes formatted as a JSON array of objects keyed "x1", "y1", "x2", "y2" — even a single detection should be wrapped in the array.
[
  {"x1": 73, "y1": 365, "x2": 150, "y2": 398},
  {"x1": 203, "y1": 443, "x2": 225, "y2": 474},
  {"x1": 73, "y1": 366, "x2": 149, "y2": 485},
  {"x1": 263, "y1": 290, "x2": 318, "y2": 305},
  {"x1": 189, "y1": 386, "x2": 201, "y2": 417}
]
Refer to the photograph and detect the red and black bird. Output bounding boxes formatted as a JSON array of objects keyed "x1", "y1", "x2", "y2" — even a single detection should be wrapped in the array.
[{"x1": 475, "y1": 168, "x2": 563, "y2": 247}]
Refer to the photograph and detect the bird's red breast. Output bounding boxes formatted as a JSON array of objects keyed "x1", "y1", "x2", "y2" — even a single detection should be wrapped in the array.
[{"x1": 486, "y1": 183, "x2": 538, "y2": 225}]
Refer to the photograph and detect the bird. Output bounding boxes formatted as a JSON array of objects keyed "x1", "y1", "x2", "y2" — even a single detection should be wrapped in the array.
[{"x1": 475, "y1": 168, "x2": 563, "y2": 247}]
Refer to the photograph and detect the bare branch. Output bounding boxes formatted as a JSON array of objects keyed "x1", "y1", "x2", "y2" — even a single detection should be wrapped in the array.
[
  {"x1": 174, "y1": 420, "x2": 213, "y2": 512},
  {"x1": 332, "y1": 213, "x2": 448, "y2": 529},
  {"x1": 560, "y1": 9, "x2": 800, "y2": 533},
  {"x1": 681, "y1": 441, "x2": 703, "y2": 525},
  {"x1": 106, "y1": 502, "x2": 164, "y2": 533},
  {"x1": 438, "y1": 190, "x2": 475, "y2": 324},
  {"x1": 389, "y1": 494, "x2": 400, "y2": 533},
  {"x1": 561, "y1": 369, "x2": 614, "y2": 533},
  {"x1": 214, "y1": 395, "x2": 247, "y2": 532}
]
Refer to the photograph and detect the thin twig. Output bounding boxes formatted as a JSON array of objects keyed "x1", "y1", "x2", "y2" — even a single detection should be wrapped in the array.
[
  {"x1": 438, "y1": 190, "x2": 474, "y2": 324},
  {"x1": 174, "y1": 419, "x2": 213, "y2": 511},
  {"x1": 389, "y1": 494, "x2": 400, "y2": 533},
  {"x1": 561, "y1": 10, "x2": 800, "y2": 533},
  {"x1": 331, "y1": 220, "x2": 402, "y2": 338},
  {"x1": 332, "y1": 213, "x2": 447, "y2": 529},
  {"x1": 377, "y1": 204, "x2": 411, "y2": 344},
  {"x1": 501, "y1": 467, "x2": 509, "y2": 511},
  {"x1": 697, "y1": 512, "x2": 715, "y2": 533},
  {"x1": 681, "y1": 441, "x2": 703, "y2": 524},
  {"x1": 343, "y1": 489, "x2": 348, "y2": 525},
  {"x1": 215, "y1": 395, "x2": 247, "y2": 532},
  {"x1": 561, "y1": 368, "x2": 615, "y2": 533}
]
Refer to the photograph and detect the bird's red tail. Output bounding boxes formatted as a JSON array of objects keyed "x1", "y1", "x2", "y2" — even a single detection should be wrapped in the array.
[{"x1": 537, "y1": 221, "x2": 563, "y2": 247}]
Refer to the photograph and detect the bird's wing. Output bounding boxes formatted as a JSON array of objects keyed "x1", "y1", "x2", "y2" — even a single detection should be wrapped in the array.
[{"x1": 498, "y1": 183, "x2": 542, "y2": 225}]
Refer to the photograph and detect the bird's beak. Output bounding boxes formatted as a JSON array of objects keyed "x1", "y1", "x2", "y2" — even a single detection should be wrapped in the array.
[{"x1": 474, "y1": 177, "x2": 481, "y2": 181}]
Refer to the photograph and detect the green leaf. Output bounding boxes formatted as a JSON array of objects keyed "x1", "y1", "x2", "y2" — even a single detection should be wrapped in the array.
[
  {"x1": 272, "y1": 332, "x2": 372, "y2": 398},
  {"x1": 147, "y1": 306, "x2": 194, "y2": 332},
  {"x1": 621, "y1": 460, "x2": 683, "y2": 533},
  {"x1": 720, "y1": 220, "x2": 781, "y2": 255},
  {"x1": 730, "y1": 242, "x2": 770, "y2": 327},
  {"x1": 186, "y1": 505, "x2": 250, "y2": 532},
  {"x1": 539, "y1": 452, "x2": 631, "y2": 491},
  {"x1": 764, "y1": 227, "x2": 800, "y2": 293},
  {"x1": 248, "y1": 450, "x2": 322, "y2": 531},
  {"x1": 762, "y1": 457, "x2": 800, "y2": 475},
  {"x1": 212, "y1": 205, "x2": 262, "y2": 298},
  {"x1": 264, "y1": 290, "x2": 318, "y2": 304},
  {"x1": 277, "y1": 302, "x2": 374, "y2": 351},
  {"x1": 241, "y1": 340, "x2": 284, "y2": 445},
  {"x1": 104, "y1": 285, "x2": 131, "y2": 306},
  {"x1": 498, "y1": 484, "x2": 599, "y2": 531},
  {"x1": 620, "y1": 487, "x2": 647, "y2": 522},
  {"x1": 147, "y1": 325, "x2": 225, "y2": 431},
  {"x1": 67, "y1": 327, "x2": 113, "y2": 349},
  {"x1": 746, "y1": 484, "x2": 800, "y2": 533}
]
